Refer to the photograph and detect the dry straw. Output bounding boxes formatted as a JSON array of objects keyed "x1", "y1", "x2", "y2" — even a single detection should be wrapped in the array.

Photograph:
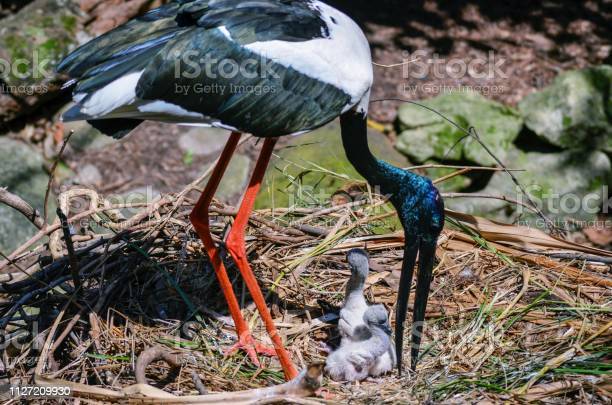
[{"x1": 0, "y1": 161, "x2": 610, "y2": 403}]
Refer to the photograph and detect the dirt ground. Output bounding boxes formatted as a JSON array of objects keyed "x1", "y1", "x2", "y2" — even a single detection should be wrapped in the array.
[{"x1": 337, "y1": 0, "x2": 611, "y2": 122}]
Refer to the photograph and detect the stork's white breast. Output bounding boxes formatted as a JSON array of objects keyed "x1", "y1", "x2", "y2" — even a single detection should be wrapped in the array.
[{"x1": 244, "y1": 1, "x2": 373, "y2": 113}]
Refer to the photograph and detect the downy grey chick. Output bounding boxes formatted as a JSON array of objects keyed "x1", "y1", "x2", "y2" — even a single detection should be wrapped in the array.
[
  {"x1": 334, "y1": 249, "x2": 396, "y2": 377},
  {"x1": 368, "y1": 314, "x2": 396, "y2": 377},
  {"x1": 338, "y1": 249, "x2": 370, "y2": 340},
  {"x1": 325, "y1": 304, "x2": 394, "y2": 381}
]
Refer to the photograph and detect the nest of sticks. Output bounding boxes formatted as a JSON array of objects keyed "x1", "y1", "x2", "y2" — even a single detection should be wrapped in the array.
[{"x1": 0, "y1": 163, "x2": 611, "y2": 404}]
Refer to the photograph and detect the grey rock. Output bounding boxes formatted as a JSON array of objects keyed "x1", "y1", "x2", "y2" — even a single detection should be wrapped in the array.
[
  {"x1": 255, "y1": 121, "x2": 409, "y2": 208},
  {"x1": 445, "y1": 149, "x2": 611, "y2": 225},
  {"x1": 518, "y1": 66, "x2": 612, "y2": 151},
  {"x1": 396, "y1": 92, "x2": 523, "y2": 166},
  {"x1": 64, "y1": 119, "x2": 113, "y2": 152},
  {"x1": 0, "y1": 138, "x2": 53, "y2": 253},
  {"x1": 0, "y1": 0, "x2": 82, "y2": 123},
  {"x1": 423, "y1": 162, "x2": 471, "y2": 193},
  {"x1": 75, "y1": 164, "x2": 102, "y2": 186},
  {"x1": 178, "y1": 127, "x2": 231, "y2": 157}
]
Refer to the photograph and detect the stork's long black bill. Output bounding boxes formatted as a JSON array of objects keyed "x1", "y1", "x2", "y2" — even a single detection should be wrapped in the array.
[
  {"x1": 410, "y1": 238, "x2": 437, "y2": 371},
  {"x1": 395, "y1": 237, "x2": 419, "y2": 376}
]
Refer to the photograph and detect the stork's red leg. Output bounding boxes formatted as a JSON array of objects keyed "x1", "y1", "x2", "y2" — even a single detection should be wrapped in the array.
[
  {"x1": 225, "y1": 137, "x2": 298, "y2": 380},
  {"x1": 189, "y1": 132, "x2": 274, "y2": 366}
]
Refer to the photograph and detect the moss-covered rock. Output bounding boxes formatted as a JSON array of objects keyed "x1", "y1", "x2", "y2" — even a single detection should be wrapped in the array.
[
  {"x1": 422, "y1": 162, "x2": 472, "y2": 193},
  {"x1": 63, "y1": 120, "x2": 114, "y2": 152},
  {"x1": 445, "y1": 149, "x2": 611, "y2": 225},
  {"x1": 0, "y1": 0, "x2": 81, "y2": 122},
  {"x1": 0, "y1": 138, "x2": 54, "y2": 253},
  {"x1": 518, "y1": 66, "x2": 612, "y2": 152},
  {"x1": 396, "y1": 92, "x2": 523, "y2": 166},
  {"x1": 217, "y1": 153, "x2": 251, "y2": 203},
  {"x1": 255, "y1": 121, "x2": 410, "y2": 209}
]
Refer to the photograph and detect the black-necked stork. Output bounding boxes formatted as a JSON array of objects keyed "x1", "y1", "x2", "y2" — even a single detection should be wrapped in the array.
[
  {"x1": 329, "y1": 249, "x2": 396, "y2": 381},
  {"x1": 57, "y1": 0, "x2": 444, "y2": 380}
]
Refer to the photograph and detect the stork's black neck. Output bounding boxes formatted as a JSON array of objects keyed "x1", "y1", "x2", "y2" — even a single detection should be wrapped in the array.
[
  {"x1": 340, "y1": 111, "x2": 377, "y2": 183},
  {"x1": 340, "y1": 110, "x2": 418, "y2": 204},
  {"x1": 340, "y1": 111, "x2": 443, "y2": 234}
]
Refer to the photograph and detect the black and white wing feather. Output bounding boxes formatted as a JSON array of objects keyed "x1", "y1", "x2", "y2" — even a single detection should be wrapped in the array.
[{"x1": 58, "y1": 0, "x2": 372, "y2": 138}]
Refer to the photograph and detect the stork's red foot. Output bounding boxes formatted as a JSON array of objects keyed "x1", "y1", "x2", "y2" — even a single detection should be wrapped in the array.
[{"x1": 226, "y1": 332, "x2": 277, "y2": 366}]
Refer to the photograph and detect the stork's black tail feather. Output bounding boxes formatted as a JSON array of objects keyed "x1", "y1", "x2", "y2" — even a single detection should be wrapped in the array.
[{"x1": 87, "y1": 119, "x2": 144, "y2": 139}]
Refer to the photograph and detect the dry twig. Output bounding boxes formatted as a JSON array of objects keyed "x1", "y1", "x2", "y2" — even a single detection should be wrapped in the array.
[{"x1": 0, "y1": 187, "x2": 44, "y2": 229}]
